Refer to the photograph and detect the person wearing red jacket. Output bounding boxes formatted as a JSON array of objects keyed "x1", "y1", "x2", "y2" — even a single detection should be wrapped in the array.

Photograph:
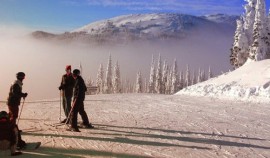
[{"x1": 59, "y1": 65, "x2": 75, "y2": 123}]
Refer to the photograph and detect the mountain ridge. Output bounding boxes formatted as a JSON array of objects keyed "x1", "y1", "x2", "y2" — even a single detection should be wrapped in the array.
[{"x1": 32, "y1": 13, "x2": 239, "y2": 44}]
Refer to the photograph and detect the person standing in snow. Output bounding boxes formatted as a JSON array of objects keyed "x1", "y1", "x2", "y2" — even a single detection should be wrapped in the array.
[
  {"x1": 6, "y1": 72, "x2": 27, "y2": 150},
  {"x1": 58, "y1": 65, "x2": 75, "y2": 123},
  {"x1": 67, "y1": 69, "x2": 93, "y2": 132},
  {"x1": 0, "y1": 111, "x2": 22, "y2": 156},
  {"x1": 7, "y1": 72, "x2": 28, "y2": 125}
]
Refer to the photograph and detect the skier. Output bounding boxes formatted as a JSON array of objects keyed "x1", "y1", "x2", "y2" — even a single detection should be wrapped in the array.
[
  {"x1": 0, "y1": 111, "x2": 22, "y2": 156},
  {"x1": 7, "y1": 72, "x2": 28, "y2": 125},
  {"x1": 59, "y1": 65, "x2": 75, "y2": 123},
  {"x1": 7, "y1": 72, "x2": 27, "y2": 149},
  {"x1": 67, "y1": 69, "x2": 94, "y2": 132}
]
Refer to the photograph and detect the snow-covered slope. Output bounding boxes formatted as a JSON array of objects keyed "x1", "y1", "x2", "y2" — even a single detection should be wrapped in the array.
[
  {"x1": 73, "y1": 13, "x2": 214, "y2": 38},
  {"x1": 201, "y1": 14, "x2": 239, "y2": 26},
  {"x1": 177, "y1": 60, "x2": 270, "y2": 102},
  {"x1": 0, "y1": 94, "x2": 269, "y2": 157}
]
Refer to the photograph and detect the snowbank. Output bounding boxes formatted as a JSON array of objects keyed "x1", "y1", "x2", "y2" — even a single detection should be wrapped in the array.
[{"x1": 176, "y1": 59, "x2": 270, "y2": 103}]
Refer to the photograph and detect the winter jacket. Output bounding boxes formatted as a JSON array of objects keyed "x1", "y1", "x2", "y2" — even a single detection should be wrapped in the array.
[
  {"x1": 7, "y1": 80, "x2": 25, "y2": 106},
  {"x1": 0, "y1": 118, "x2": 16, "y2": 146},
  {"x1": 73, "y1": 76, "x2": 87, "y2": 102},
  {"x1": 60, "y1": 74, "x2": 75, "y2": 97}
]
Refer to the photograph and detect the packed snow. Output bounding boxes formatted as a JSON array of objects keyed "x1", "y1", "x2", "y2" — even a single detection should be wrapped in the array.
[
  {"x1": 177, "y1": 59, "x2": 270, "y2": 103},
  {"x1": 0, "y1": 94, "x2": 269, "y2": 157}
]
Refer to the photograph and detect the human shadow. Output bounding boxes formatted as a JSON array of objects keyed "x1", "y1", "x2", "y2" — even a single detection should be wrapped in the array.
[
  {"x1": 20, "y1": 146, "x2": 152, "y2": 158},
  {"x1": 87, "y1": 126, "x2": 270, "y2": 150},
  {"x1": 22, "y1": 132, "x2": 211, "y2": 150},
  {"x1": 23, "y1": 123, "x2": 270, "y2": 151},
  {"x1": 94, "y1": 123, "x2": 267, "y2": 141}
]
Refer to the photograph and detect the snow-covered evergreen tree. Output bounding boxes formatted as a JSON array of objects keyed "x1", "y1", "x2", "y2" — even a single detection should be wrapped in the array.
[
  {"x1": 113, "y1": 61, "x2": 121, "y2": 93},
  {"x1": 266, "y1": 11, "x2": 270, "y2": 57},
  {"x1": 197, "y1": 68, "x2": 202, "y2": 83},
  {"x1": 185, "y1": 64, "x2": 190, "y2": 87},
  {"x1": 243, "y1": 0, "x2": 257, "y2": 42},
  {"x1": 122, "y1": 79, "x2": 129, "y2": 93},
  {"x1": 104, "y1": 54, "x2": 113, "y2": 94},
  {"x1": 155, "y1": 54, "x2": 163, "y2": 94},
  {"x1": 201, "y1": 70, "x2": 206, "y2": 82},
  {"x1": 191, "y1": 70, "x2": 196, "y2": 85},
  {"x1": 86, "y1": 76, "x2": 93, "y2": 87},
  {"x1": 162, "y1": 60, "x2": 168, "y2": 94},
  {"x1": 148, "y1": 55, "x2": 156, "y2": 93},
  {"x1": 230, "y1": 18, "x2": 249, "y2": 68},
  {"x1": 144, "y1": 78, "x2": 148, "y2": 93},
  {"x1": 179, "y1": 71, "x2": 184, "y2": 89},
  {"x1": 135, "y1": 71, "x2": 143, "y2": 93},
  {"x1": 96, "y1": 63, "x2": 104, "y2": 94},
  {"x1": 171, "y1": 59, "x2": 179, "y2": 94},
  {"x1": 249, "y1": 0, "x2": 267, "y2": 61},
  {"x1": 166, "y1": 68, "x2": 172, "y2": 94},
  {"x1": 208, "y1": 66, "x2": 213, "y2": 80}
]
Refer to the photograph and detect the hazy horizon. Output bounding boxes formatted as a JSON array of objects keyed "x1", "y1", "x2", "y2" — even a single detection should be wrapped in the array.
[{"x1": 0, "y1": 25, "x2": 233, "y2": 100}]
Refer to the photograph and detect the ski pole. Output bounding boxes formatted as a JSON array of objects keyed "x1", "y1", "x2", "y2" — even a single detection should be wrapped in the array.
[
  {"x1": 17, "y1": 98, "x2": 25, "y2": 126},
  {"x1": 65, "y1": 98, "x2": 77, "y2": 126},
  {"x1": 59, "y1": 91, "x2": 62, "y2": 122}
]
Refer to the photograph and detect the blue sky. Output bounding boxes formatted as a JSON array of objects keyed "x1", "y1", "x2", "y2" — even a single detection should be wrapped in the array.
[{"x1": 0, "y1": 0, "x2": 269, "y2": 32}]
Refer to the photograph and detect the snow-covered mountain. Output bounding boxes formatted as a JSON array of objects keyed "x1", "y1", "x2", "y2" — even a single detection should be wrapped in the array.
[
  {"x1": 32, "y1": 13, "x2": 238, "y2": 44},
  {"x1": 177, "y1": 60, "x2": 270, "y2": 103},
  {"x1": 201, "y1": 14, "x2": 239, "y2": 26}
]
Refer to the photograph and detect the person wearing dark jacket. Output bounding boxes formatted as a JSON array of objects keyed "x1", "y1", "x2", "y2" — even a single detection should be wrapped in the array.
[
  {"x1": 0, "y1": 111, "x2": 22, "y2": 156},
  {"x1": 7, "y1": 72, "x2": 28, "y2": 125},
  {"x1": 67, "y1": 69, "x2": 93, "y2": 132},
  {"x1": 59, "y1": 65, "x2": 75, "y2": 123}
]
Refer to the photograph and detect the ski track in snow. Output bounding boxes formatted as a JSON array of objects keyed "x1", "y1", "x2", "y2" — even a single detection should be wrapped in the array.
[{"x1": 0, "y1": 94, "x2": 270, "y2": 158}]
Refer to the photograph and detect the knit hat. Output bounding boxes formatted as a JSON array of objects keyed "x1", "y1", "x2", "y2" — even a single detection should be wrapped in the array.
[
  {"x1": 66, "y1": 65, "x2": 71, "y2": 70},
  {"x1": 0, "y1": 111, "x2": 8, "y2": 120},
  {"x1": 16, "y1": 72, "x2": 25, "y2": 79},
  {"x1": 73, "y1": 69, "x2": 80, "y2": 76}
]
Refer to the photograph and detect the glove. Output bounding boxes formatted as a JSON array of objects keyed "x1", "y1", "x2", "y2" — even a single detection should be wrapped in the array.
[
  {"x1": 58, "y1": 86, "x2": 62, "y2": 90},
  {"x1": 23, "y1": 93, "x2": 28, "y2": 98}
]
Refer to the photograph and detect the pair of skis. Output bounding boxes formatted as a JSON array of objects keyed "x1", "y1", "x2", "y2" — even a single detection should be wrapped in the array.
[{"x1": 23, "y1": 142, "x2": 41, "y2": 150}]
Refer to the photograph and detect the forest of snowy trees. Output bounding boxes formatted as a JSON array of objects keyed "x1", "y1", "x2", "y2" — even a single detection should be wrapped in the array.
[
  {"x1": 230, "y1": 0, "x2": 270, "y2": 68},
  {"x1": 86, "y1": 54, "x2": 213, "y2": 95}
]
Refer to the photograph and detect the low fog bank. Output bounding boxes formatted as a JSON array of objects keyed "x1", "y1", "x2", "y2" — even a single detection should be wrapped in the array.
[{"x1": 0, "y1": 26, "x2": 233, "y2": 100}]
